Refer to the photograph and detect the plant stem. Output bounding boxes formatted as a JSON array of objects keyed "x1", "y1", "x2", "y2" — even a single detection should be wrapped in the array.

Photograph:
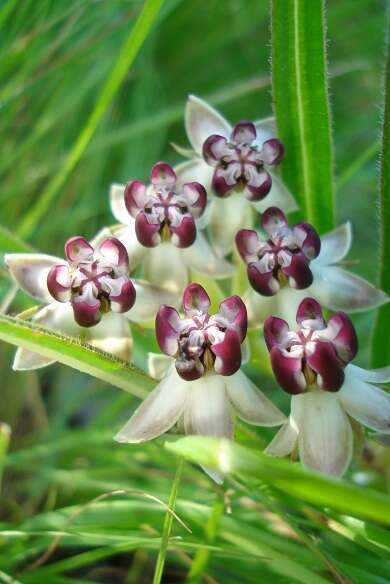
[{"x1": 152, "y1": 458, "x2": 184, "y2": 584}]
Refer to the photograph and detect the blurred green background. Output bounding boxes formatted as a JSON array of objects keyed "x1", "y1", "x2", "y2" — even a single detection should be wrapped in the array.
[{"x1": 0, "y1": 1, "x2": 389, "y2": 583}]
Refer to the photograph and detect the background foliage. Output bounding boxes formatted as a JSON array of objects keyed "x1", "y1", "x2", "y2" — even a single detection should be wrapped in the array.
[{"x1": 0, "y1": 1, "x2": 389, "y2": 583}]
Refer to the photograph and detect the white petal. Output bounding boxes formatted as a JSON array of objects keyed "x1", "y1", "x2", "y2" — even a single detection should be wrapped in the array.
[
  {"x1": 347, "y1": 363, "x2": 390, "y2": 384},
  {"x1": 252, "y1": 174, "x2": 298, "y2": 214},
  {"x1": 141, "y1": 244, "x2": 188, "y2": 295},
  {"x1": 185, "y1": 95, "x2": 231, "y2": 155},
  {"x1": 90, "y1": 227, "x2": 115, "y2": 248},
  {"x1": 265, "y1": 397, "x2": 303, "y2": 457},
  {"x1": 147, "y1": 352, "x2": 173, "y2": 380},
  {"x1": 339, "y1": 367, "x2": 390, "y2": 433},
  {"x1": 115, "y1": 366, "x2": 188, "y2": 443},
  {"x1": 182, "y1": 231, "x2": 233, "y2": 278},
  {"x1": 254, "y1": 117, "x2": 276, "y2": 146},
  {"x1": 225, "y1": 369, "x2": 286, "y2": 426},
  {"x1": 297, "y1": 391, "x2": 353, "y2": 476},
  {"x1": 207, "y1": 193, "x2": 254, "y2": 256},
  {"x1": 5, "y1": 253, "x2": 64, "y2": 304},
  {"x1": 109, "y1": 183, "x2": 128, "y2": 224},
  {"x1": 86, "y1": 312, "x2": 132, "y2": 362},
  {"x1": 310, "y1": 264, "x2": 389, "y2": 312},
  {"x1": 12, "y1": 303, "x2": 80, "y2": 371},
  {"x1": 245, "y1": 287, "x2": 306, "y2": 328},
  {"x1": 315, "y1": 222, "x2": 352, "y2": 265},
  {"x1": 129, "y1": 279, "x2": 179, "y2": 323},
  {"x1": 174, "y1": 158, "x2": 214, "y2": 190}
]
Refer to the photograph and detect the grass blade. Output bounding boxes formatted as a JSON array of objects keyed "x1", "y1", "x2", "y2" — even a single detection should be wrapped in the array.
[
  {"x1": 17, "y1": 0, "x2": 164, "y2": 239},
  {"x1": 0, "y1": 314, "x2": 153, "y2": 398},
  {"x1": 271, "y1": 0, "x2": 334, "y2": 232}
]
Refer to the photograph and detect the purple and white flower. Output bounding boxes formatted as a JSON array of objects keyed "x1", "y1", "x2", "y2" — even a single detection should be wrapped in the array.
[
  {"x1": 115, "y1": 283, "x2": 285, "y2": 483},
  {"x1": 174, "y1": 95, "x2": 297, "y2": 256},
  {"x1": 237, "y1": 210, "x2": 389, "y2": 325},
  {"x1": 108, "y1": 162, "x2": 233, "y2": 295},
  {"x1": 5, "y1": 236, "x2": 176, "y2": 370},
  {"x1": 264, "y1": 298, "x2": 390, "y2": 476}
]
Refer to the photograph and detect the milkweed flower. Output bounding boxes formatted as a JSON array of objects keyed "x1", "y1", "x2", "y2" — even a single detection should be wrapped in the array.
[
  {"x1": 174, "y1": 95, "x2": 297, "y2": 256},
  {"x1": 236, "y1": 208, "x2": 389, "y2": 325},
  {"x1": 108, "y1": 162, "x2": 233, "y2": 295},
  {"x1": 264, "y1": 297, "x2": 390, "y2": 476},
  {"x1": 5, "y1": 236, "x2": 175, "y2": 370},
  {"x1": 115, "y1": 283, "x2": 285, "y2": 482}
]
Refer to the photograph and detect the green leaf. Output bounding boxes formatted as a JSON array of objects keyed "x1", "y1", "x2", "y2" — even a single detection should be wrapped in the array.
[
  {"x1": 17, "y1": 0, "x2": 164, "y2": 239},
  {"x1": 371, "y1": 25, "x2": 390, "y2": 367},
  {"x1": 165, "y1": 436, "x2": 390, "y2": 526},
  {"x1": 271, "y1": 0, "x2": 334, "y2": 232},
  {"x1": 0, "y1": 314, "x2": 153, "y2": 398}
]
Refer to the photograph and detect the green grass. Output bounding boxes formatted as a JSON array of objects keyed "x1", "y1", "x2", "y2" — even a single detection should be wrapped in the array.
[{"x1": 0, "y1": 1, "x2": 389, "y2": 583}]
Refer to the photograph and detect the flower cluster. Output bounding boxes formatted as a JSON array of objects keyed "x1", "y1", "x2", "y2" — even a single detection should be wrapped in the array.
[{"x1": 5, "y1": 94, "x2": 390, "y2": 481}]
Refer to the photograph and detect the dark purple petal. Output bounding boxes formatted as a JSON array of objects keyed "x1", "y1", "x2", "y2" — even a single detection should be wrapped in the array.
[
  {"x1": 327, "y1": 312, "x2": 358, "y2": 363},
  {"x1": 306, "y1": 340, "x2": 345, "y2": 392},
  {"x1": 245, "y1": 169, "x2": 272, "y2": 201},
  {"x1": 47, "y1": 264, "x2": 71, "y2": 302},
  {"x1": 261, "y1": 138, "x2": 284, "y2": 166},
  {"x1": 155, "y1": 305, "x2": 181, "y2": 356},
  {"x1": 182, "y1": 182, "x2": 207, "y2": 218},
  {"x1": 72, "y1": 296, "x2": 101, "y2": 327},
  {"x1": 231, "y1": 121, "x2": 257, "y2": 144},
  {"x1": 202, "y1": 134, "x2": 228, "y2": 165},
  {"x1": 235, "y1": 229, "x2": 260, "y2": 262},
  {"x1": 169, "y1": 215, "x2": 196, "y2": 248},
  {"x1": 293, "y1": 222, "x2": 321, "y2": 259},
  {"x1": 135, "y1": 212, "x2": 161, "y2": 247},
  {"x1": 218, "y1": 295, "x2": 247, "y2": 342},
  {"x1": 296, "y1": 297, "x2": 326, "y2": 329},
  {"x1": 261, "y1": 206, "x2": 288, "y2": 233},
  {"x1": 110, "y1": 279, "x2": 136, "y2": 313},
  {"x1": 124, "y1": 180, "x2": 146, "y2": 218},
  {"x1": 211, "y1": 329, "x2": 242, "y2": 376},
  {"x1": 99, "y1": 237, "x2": 129, "y2": 270},
  {"x1": 263, "y1": 316, "x2": 290, "y2": 351},
  {"x1": 280, "y1": 252, "x2": 314, "y2": 289},
  {"x1": 269, "y1": 346, "x2": 306, "y2": 395},
  {"x1": 150, "y1": 162, "x2": 176, "y2": 187},
  {"x1": 175, "y1": 355, "x2": 204, "y2": 381},
  {"x1": 247, "y1": 262, "x2": 278, "y2": 296},
  {"x1": 65, "y1": 236, "x2": 94, "y2": 263},
  {"x1": 183, "y1": 283, "x2": 211, "y2": 315},
  {"x1": 212, "y1": 169, "x2": 235, "y2": 197}
]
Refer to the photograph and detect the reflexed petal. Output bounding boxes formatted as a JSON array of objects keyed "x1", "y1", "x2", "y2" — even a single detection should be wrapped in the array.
[
  {"x1": 183, "y1": 283, "x2": 210, "y2": 315},
  {"x1": 115, "y1": 366, "x2": 188, "y2": 443},
  {"x1": 46, "y1": 264, "x2": 71, "y2": 302},
  {"x1": 182, "y1": 231, "x2": 234, "y2": 278},
  {"x1": 170, "y1": 215, "x2": 196, "y2": 248},
  {"x1": 310, "y1": 264, "x2": 389, "y2": 311},
  {"x1": 142, "y1": 243, "x2": 189, "y2": 294},
  {"x1": 218, "y1": 295, "x2": 247, "y2": 342},
  {"x1": 269, "y1": 346, "x2": 306, "y2": 395},
  {"x1": 155, "y1": 305, "x2": 181, "y2": 356},
  {"x1": 5, "y1": 253, "x2": 63, "y2": 304},
  {"x1": 124, "y1": 180, "x2": 147, "y2": 217},
  {"x1": 185, "y1": 95, "x2": 231, "y2": 154},
  {"x1": 266, "y1": 396, "x2": 303, "y2": 456},
  {"x1": 147, "y1": 352, "x2": 172, "y2": 380},
  {"x1": 252, "y1": 174, "x2": 298, "y2": 214},
  {"x1": 129, "y1": 279, "x2": 179, "y2": 323},
  {"x1": 211, "y1": 329, "x2": 242, "y2": 376},
  {"x1": 347, "y1": 363, "x2": 390, "y2": 384},
  {"x1": 254, "y1": 117, "x2": 276, "y2": 146},
  {"x1": 99, "y1": 237, "x2": 129, "y2": 270},
  {"x1": 110, "y1": 224, "x2": 148, "y2": 270},
  {"x1": 297, "y1": 391, "x2": 353, "y2": 476},
  {"x1": 339, "y1": 367, "x2": 390, "y2": 433},
  {"x1": 225, "y1": 369, "x2": 286, "y2": 425},
  {"x1": 65, "y1": 236, "x2": 93, "y2": 263},
  {"x1": 246, "y1": 287, "x2": 302, "y2": 328},
  {"x1": 306, "y1": 340, "x2": 345, "y2": 392},
  {"x1": 207, "y1": 193, "x2": 254, "y2": 256},
  {"x1": 261, "y1": 138, "x2": 284, "y2": 166},
  {"x1": 13, "y1": 348, "x2": 54, "y2": 371},
  {"x1": 86, "y1": 312, "x2": 132, "y2": 361},
  {"x1": 135, "y1": 212, "x2": 161, "y2": 247},
  {"x1": 150, "y1": 162, "x2": 176, "y2": 187},
  {"x1": 174, "y1": 159, "x2": 214, "y2": 192},
  {"x1": 109, "y1": 183, "x2": 128, "y2": 224},
  {"x1": 315, "y1": 222, "x2": 352, "y2": 265}
]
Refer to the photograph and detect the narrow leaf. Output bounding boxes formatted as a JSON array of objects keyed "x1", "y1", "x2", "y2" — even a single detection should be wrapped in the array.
[
  {"x1": 0, "y1": 314, "x2": 153, "y2": 398},
  {"x1": 271, "y1": 0, "x2": 335, "y2": 232}
]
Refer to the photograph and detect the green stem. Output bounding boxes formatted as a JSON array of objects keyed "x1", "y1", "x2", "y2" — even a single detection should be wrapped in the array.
[{"x1": 152, "y1": 458, "x2": 184, "y2": 584}]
